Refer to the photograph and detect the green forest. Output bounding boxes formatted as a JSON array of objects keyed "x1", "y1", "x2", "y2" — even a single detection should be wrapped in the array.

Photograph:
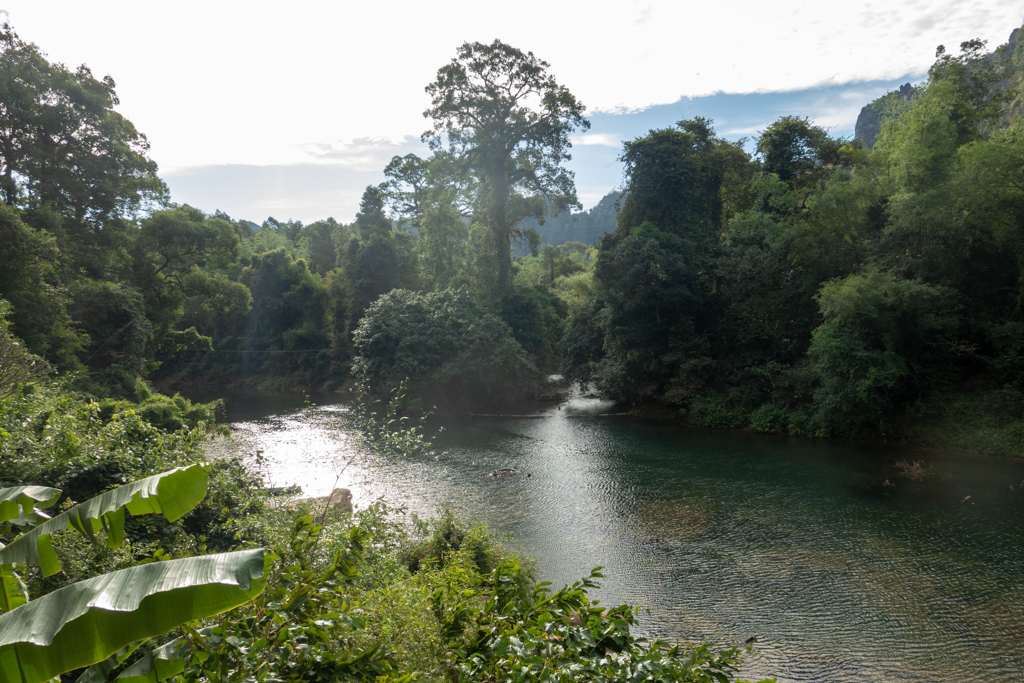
[
  {"x1": 6, "y1": 28, "x2": 1024, "y2": 452},
  {"x1": 2, "y1": 18, "x2": 1024, "y2": 683}
]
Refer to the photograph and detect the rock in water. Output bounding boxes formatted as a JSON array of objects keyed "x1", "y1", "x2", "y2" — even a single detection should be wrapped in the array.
[
  {"x1": 286, "y1": 487, "x2": 353, "y2": 514},
  {"x1": 324, "y1": 487, "x2": 353, "y2": 513},
  {"x1": 488, "y1": 467, "x2": 519, "y2": 477}
]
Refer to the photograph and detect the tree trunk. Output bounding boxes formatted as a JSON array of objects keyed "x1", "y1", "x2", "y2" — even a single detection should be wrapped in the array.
[{"x1": 489, "y1": 170, "x2": 511, "y2": 295}]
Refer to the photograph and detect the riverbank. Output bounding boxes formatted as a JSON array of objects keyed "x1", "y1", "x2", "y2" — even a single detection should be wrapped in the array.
[
  {"x1": 168, "y1": 368, "x2": 1024, "y2": 459},
  {"x1": 0, "y1": 377, "x2": 767, "y2": 682},
  {"x1": 618, "y1": 397, "x2": 1023, "y2": 458},
  {"x1": 154, "y1": 368, "x2": 342, "y2": 396},
  {"x1": 204, "y1": 390, "x2": 1024, "y2": 682}
]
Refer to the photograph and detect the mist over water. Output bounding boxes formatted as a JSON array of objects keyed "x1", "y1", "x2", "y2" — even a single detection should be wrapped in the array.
[{"x1": 205, "y1": 392, "x2": 1024, "y2": 683}]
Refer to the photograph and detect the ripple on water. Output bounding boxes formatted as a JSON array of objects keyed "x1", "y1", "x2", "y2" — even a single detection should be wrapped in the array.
[
  {"x1": 624, "y1": 498, "x2": 713, "y2": 547},
  {"x1": 204, "y1": 395, "x2": 1024, "y2": 683}
]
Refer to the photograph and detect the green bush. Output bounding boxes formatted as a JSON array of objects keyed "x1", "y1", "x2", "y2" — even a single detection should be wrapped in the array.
[
  {"x1": 750, "y1": 403, "x2": 788, "y2": 434},
  {"x1": 691, "y1": 391, "x2": 757, "y2": 429},
  {"x1": 352, "y1": 287, "x2": 535, "y2": 409},
  {"x1": 201, "y1": 505, "x2": 769, "y2": 683},
  {"x1": 400, "y1": 505, "x2": 510, "y2": 578},
  {"x1": 0, "y1": 378, "x2": 260, "y2": 559},
  {"x1": 905, "y1": 388, "x2": 1024, "y2": 456},
  {"x1": 785, "y1": 409, "x2": 819, "y2": 437},
  {"x1": 808, "y1": 270, "x2": 960, "y2": 438},
  {"x1": 94, "y1": 381, "x2": 224, "y2": 434}
]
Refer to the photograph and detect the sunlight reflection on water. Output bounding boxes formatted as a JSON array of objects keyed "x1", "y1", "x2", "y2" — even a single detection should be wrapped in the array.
[{"x1": 205, "y1": 392, "x2": 1024, "y2": 683}]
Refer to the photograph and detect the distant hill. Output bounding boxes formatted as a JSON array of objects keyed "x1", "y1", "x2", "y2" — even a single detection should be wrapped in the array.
[
  {"x1": 517, "y1": 190, "x2": 621, "y2": 253},
  {"x1": 856, "y1": 22, "x2": 1024, "y2": 148}
]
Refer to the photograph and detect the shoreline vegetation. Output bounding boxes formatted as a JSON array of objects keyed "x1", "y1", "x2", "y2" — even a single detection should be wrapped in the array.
[
  {"x1": 161, "y1": 373, "x2": 1024, "y2": 461},
  {"x1": 0, "y1": 377, "x2": 773, "y2": 682},
  {"x1": 3, "y1": 26, "x2": 1024, "y2": 456}
]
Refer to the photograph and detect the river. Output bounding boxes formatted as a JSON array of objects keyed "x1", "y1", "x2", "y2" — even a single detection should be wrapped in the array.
[{"x1": 203, "y1": 390, "x2": 1024, "y2": 682}]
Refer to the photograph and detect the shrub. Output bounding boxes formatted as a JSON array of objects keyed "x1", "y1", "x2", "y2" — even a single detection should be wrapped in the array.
[
  {"x1": 750, "y1": 403, "x2": 788, "y2": 434},
  {"x1": 352, "y1": 287, "x2": 535, "y2": 409},
  {"x1": 690, "y1": 390, "x2": 758, "y2": 429}
]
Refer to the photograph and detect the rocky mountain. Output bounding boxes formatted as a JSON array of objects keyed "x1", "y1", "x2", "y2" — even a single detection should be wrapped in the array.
[
  {"x1": 517, "y1": 190, "x2": 622, "y2": 251},
  {"x1": 855, "y1": 22, "x2": 1024, "y2": 148},
  {"x1": 854, "y1": 82, "x2": 918, "y2": 148}
]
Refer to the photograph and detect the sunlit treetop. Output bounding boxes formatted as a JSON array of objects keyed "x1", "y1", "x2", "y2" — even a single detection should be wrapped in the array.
[{"x1": 422, "y1": 39, "x2": 590, "y2": 293}]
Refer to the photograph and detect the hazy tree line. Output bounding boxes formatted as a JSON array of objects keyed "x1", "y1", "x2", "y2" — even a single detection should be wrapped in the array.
[{"x1": 4, "y1": 27, "x2": 1024, "y2": 451}]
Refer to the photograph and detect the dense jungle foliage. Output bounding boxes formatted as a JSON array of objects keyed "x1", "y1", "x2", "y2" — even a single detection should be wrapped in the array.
[
  {"x1": 0, "y1": 31, "x2": 782, "y2": 682},
  {"x1": 4, "y1": 18, "x2": 1024, "y2": 683},
  {"x1": 4, "y1": 26, "x2": 1024, "y2": 458}
]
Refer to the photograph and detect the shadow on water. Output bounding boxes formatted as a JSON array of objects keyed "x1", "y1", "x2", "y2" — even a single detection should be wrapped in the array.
[{"x1": 203, "y1": 391, "x2": 1024, "y2": 683}]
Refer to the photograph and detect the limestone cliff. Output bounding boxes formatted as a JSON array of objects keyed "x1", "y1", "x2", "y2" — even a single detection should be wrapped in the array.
[
  {"x1": 855, "y1": 22, "x2": 1024, "y2": 148},
  {"x1": 854, "y1": 82, "x2": 917, "y2": 148}
]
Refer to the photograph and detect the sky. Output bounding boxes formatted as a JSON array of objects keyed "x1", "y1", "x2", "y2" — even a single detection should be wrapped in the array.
[{"x1": 3, "y1": 1, "x2": 1022, "y2": 224}]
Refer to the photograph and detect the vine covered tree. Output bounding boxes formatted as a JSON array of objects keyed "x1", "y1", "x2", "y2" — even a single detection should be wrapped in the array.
[{"x1": 423, "y1": 39, "x2": 589, "y2": 294}]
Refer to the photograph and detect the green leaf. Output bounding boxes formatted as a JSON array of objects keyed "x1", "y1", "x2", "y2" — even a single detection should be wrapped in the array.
[
  {"x1": 114, "y1": 634, "x2": 193, "y2": 683},
  {"x1": 0, "y1": 564, "x2": 27, "y2": 613},
  {"x1": 0, "y1": 464, "x2": 208, "y2": 577},
  {"x1": 77, "y1": 627, "x2": 212, "y2": 683},
  {"x1": 0, "y1": 549, "x2": 267, "y2": 683},
  {"x1": 0, "y1": 510, "x2": 53, "y2": 534},
  {"x1": 0, "y1": 486, "x2": 60, "y2": 523},
  {"x1": 73, "y1": 641, "x2": 144, "y2": 683}
]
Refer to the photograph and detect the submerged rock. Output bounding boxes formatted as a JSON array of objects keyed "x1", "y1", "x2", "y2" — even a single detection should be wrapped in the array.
[
  {"x1": 286, "y1": 487, "x2": 353, "y2": 515},
  {"x1": 488, "y1": 467, "x2": 527, "y2": 477}
]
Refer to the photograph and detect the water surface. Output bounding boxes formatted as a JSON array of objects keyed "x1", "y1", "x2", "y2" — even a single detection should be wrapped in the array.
[{"x1": 204, "y1": 392, "x2": 1024, "y2": 682}]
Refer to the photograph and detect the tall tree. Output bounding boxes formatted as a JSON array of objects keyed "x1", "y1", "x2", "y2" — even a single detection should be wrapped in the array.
[
  {"x1": 379, "y1": 151, "x2": 477, "y2": 230},
  {"x1": 422, "y1": 40, "x2": 589, "y2": 294},
  {"x1": 340, "y1": 186, "x2": 417, "y2": 337},
  {"x1": 0, "y1": 28, "x2": 165, "y2": 274},
  {"x1": 418, "y1": 194, "x2": 470, "y2": 291},
  {"x1": 379, "y1": 153, "x2": 431, "y2": 228},
  {"x1": 616, "y1": 118, "x2": 733, "y2": 249},
  {"x1": 131, "y1": 205, "x2": 250, "y2": 352},
  {"x1": 927, "y1": 38, "x2": 1014, "y2": 143}
]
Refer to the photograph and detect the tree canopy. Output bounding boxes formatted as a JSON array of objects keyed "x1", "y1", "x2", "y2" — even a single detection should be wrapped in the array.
[{"x1": 423, "y1": 40, "x2": 589, "y2": 294}]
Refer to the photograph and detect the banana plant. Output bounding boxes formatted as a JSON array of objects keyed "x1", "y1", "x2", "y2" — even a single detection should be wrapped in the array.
[
  {"x1": 0, "y1": 486, "x2": 60, "y2": 527},
  {"x1": 0, "y1": 463, "x2": 210, "y2": 577},
  {"x1": 0, "y1": 550, "x2": 267, "y2": 683},
  {"x1": 0, "y1": 463, "x2": 269, "y2": 683},
  {"x1": 75, "y1": 626, "x2": 210, "y2": 683}
]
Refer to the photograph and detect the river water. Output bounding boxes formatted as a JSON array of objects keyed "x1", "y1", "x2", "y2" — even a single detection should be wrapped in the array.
[{"x1": 203, "y1": 391, "x2": 1024, "y2": 682}]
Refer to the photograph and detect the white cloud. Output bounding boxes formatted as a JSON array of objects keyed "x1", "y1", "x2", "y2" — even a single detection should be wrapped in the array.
[
  {"x1": 8, "y1": 0, "x2": 1021, "y2": 171},
  {"x1": 300, "y1": 136, "x2": 428, "y2": 171},
  {"x1": 4, "y1": 0, "x2": 1022, "y2": 219},
  {"x1": 720, "y1": 125, "x2": 766, "y2": 137},
  {"x1": 572, "y1": 133, "x2": 622, "y2": 147},
  {"x1": 577, "y1": 189, "x2": 615, "y2": 206}
]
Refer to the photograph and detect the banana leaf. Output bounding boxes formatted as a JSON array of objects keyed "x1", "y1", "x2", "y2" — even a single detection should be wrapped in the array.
[
  {"x1": 113, "y1": 631, "x2": 194, "y2": 683},
  {"x1": 0, "y1": 486, "x2": 60, "y2": 523},
  {"x1": 0, "y1": 563, "x2": 27, "y2": 613},
  {"x1": 0, "y1": 549, "x2": 267, "y2": 683},
  {"x1": 0, "y1": 464, "x2": 208, "y2": 577},
  {"x1": 73, "y1": 642, "x2": 144, "y2": 683},
  {"x1": 75, "y1": 626, "x2": 212, "y2": 683},
  {"x1": 0, "y1": 510, "x2": 52, "y2": 535}
]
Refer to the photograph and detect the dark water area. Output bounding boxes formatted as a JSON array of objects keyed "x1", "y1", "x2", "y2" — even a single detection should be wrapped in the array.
[{"x1": 202, "y1": 391, "x2": 1024, "y2": 682}]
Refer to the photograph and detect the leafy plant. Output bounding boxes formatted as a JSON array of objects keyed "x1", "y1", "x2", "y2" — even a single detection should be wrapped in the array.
[
  {"x1": 409, "y1": 535, "x2": 773, "y2": 683},
  {"x1": 151, "y1": 514, "x2": 409, "y2": 683},
  {"x1": 351, "y1": 378, "x2": 437, "y2": 458},
  {"x1": 0, "y1": 464, "x2": 268, "y2": 683}
]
